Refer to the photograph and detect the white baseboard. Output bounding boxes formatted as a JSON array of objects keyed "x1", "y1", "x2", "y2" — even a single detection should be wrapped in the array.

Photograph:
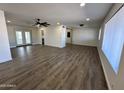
[
  {"x1": 97, "y1": 47, "x2": 112, "y2": 89},
  {"x1": 10, "y1": 46, "x2": 16, "y2": 48},
  {"x1": 45, "y1": 44, "x2": 65, "y2": 48},
  {"x1": 0, "y1": 58, "x2": 12, "y2": 63},
  {"x1": 72, "y1": 43, "x2": 97, "y2": 47},
  {"x1": 32, "y1": 43, "x2": 42, "y2": 45}
]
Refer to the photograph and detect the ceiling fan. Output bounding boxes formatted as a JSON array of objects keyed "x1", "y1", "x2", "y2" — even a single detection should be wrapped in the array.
[{"x1": 33, "y1": 18, "x2": 50, "y2": 27}]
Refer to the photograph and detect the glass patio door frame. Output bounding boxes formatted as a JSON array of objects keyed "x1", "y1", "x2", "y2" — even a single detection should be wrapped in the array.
[
  {"x1": 25, "y1": 31, "x2": 31, "y2": 44},
  {"x1": 16, "y1": 31, "x2": 32, "y2": 46}
]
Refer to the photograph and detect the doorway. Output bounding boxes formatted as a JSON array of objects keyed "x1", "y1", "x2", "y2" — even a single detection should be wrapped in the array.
[
  {"x1": 66, "y1": 28, "x2": 72, "y2": 44},
  {"x1": 41, "y1": 30, "x2": 45, "y2": 45},
  {"x1": 16, "y1": 31, "x2": 31, "y2": 46}
]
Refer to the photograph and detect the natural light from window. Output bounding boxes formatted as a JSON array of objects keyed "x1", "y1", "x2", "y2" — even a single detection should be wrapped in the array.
[{"x1": 102, "y1": 6, "x2": 124, "y2": 74}]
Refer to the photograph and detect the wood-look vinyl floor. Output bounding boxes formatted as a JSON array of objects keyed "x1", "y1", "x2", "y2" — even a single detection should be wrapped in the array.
[{"x1": 0, "y1": 44, "x2": 107, "y2": 90}]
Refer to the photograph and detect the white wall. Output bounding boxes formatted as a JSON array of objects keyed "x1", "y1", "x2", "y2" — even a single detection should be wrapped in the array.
[
  {"x1": 98, "y1": 4, "x2": 124, "y2": 89},
  {"x1": 72, "y1": 27, "x2": 99, "y2": 46},
  {"x1": 60, "y1": 26, "x2": 66, "y2": 47},
  {"x1": 0, "y1": 10, "x2": 12, "y2": 63},
  {"x1": 7, "y1": 25, "x2": 16, "y2": 47},
  {"x1": 7, "y1": 24, "x2": 66, "y2": 48},
  {"x1": 32, "y1": 28, "x2": 42, "y2": 45},
  {"x1": 44, "y1": 25, "x2": 66, "y2": 48}
]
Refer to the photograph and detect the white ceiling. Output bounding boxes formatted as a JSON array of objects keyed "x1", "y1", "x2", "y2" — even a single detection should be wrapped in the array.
[{"x1": 0, "y1": 3, "x2": 112, "y2": 27}]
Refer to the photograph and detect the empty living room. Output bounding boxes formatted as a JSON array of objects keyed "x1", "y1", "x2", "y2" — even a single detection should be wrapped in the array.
[{"x1": 0, "y1": 0, "x2": 124, "y2": 92}]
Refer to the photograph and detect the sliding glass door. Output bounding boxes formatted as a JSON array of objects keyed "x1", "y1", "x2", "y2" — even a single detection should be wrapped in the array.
[
  {"x1": 16, "y1": 31, "x2": 23, "y2": 45},
  {"x1": 16, "y1": 31, "x2": 31, "y2": 46},
  {"x1": 25, "y1": 32, "x2": 31, "y2": 44}
]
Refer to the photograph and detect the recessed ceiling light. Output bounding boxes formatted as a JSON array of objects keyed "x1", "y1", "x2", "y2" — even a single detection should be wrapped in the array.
[
  {"x1": 57, "y1": 22, "x2": 60, "y2": 25},
  {"x1": 7, "y1": 20, "x2": 11, "y2": 23},
  {"x1": 80, "y1": 3, "x2": 85, "y2": 7},
  {"x1": 86, "y1": 18, "x2": 90, "y2": 21}
]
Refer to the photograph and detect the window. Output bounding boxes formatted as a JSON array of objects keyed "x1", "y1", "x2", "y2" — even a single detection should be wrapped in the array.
[{"x1": 102, "y1": 6, "x2": 124, "y2": 74}]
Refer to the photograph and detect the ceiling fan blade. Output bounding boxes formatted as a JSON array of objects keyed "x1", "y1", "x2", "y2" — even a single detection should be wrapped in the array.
[
  {"x1": 32, "y1": 23, "x2": 37, "y2": 26},
  {"x1": 46, "y1": 23, "x2": 50, "y2": 25},
  {"x1": 33, "y1": 18, "x2": 50, "y2": 27},
  {"x1": 42, "y1": 24, "x2": 47, "y2": 26},
  {"x1": 42, "y1": 24, "x2": 48, "y2": 27},
  {"x1": 42, "y1": 22, "x2": 47, "y2": 24},
  {"x1": 44, "y1": 25, "x2": 48, "y2": 27}
]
